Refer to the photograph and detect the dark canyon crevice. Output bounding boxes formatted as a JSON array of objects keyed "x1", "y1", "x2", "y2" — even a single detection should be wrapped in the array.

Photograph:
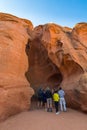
[{"x1": 25, "y1": 38, "x2": 63, "y2": 92}]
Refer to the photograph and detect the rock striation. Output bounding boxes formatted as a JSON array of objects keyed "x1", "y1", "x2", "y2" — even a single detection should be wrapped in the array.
[
  {"x1": 0, "y1": 13, "x2": 34, "y2": 120},
  {"x1": 31, "y1": 23, "x2": 87, "y2": 112},
  {"x1": 0, "y1": 12, "x2": 87, "y2": 121}
]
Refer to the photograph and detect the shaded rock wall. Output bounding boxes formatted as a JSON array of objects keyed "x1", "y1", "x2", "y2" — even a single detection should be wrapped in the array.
[
  {"x1": 32, "y1": 23, "x2": 87, "y2": 112},
  {"x1": 26, "y1": 37, "x2": 63, "y2": 90},
  {"x1": 0, "y1": 13, "x2": 34, "y2": 121}
]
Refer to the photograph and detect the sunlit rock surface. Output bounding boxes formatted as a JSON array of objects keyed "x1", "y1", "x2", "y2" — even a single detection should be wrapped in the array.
[
  {"x1": 31, "y1": 23, "x2": 87, "y2": 112},
  {"x1": 0, "y1": 13, "x2": 34, "y2": 120},
  {"x1": 0, "y1": 12, "x2": 87, "y2": 121}
]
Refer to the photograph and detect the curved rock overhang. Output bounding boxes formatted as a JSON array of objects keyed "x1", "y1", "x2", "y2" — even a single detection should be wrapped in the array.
[{"x1": 26, "y1": 38, "x2": 63, "y2": 90}]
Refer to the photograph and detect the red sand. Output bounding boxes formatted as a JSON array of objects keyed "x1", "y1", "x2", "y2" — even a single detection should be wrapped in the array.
[{"x1": 0, "y1": 108, "x2": 87, "y2": 130}]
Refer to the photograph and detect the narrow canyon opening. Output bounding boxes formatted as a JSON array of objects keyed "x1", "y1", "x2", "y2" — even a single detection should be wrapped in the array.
[{"x1": 25, "y1": 38, "x2": 63, "y2": 108}]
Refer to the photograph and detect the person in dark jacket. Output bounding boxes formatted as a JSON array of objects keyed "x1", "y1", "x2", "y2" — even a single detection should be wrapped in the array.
[
  {"x1": 45, "y1": 87, "x2": 53, "y2": 112},
  {"x1": 37, "y1": 87, "x2": 43, "y2": 108},
  {"x1": 42, "y1": 89, "x2": 47, "y2": 110}
]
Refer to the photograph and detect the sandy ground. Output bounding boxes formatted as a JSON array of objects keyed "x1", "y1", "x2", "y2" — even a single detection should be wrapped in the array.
[{"x1": 0, "y1": 108, "x2": 87, "y2": 130}]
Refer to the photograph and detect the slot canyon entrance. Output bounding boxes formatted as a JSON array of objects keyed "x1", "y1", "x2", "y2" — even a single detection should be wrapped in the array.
[{"x1": 25, "y1": 38, "x2": 63, "y2": 109}]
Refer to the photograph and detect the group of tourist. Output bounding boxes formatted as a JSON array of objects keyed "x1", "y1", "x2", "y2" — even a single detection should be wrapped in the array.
[{"x1": 37, "y1": 87, "x2": 67, "y2": 114}]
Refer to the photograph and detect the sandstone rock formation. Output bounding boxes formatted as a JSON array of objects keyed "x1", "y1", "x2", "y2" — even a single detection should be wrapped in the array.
[
  {"x1": 31, "y1": 23, "x2": 87, "y2": 112},
  {"x1": 26, "y1": 28, "x2": 62, "y2": 90},
  {"x1": 0, "y1": 13, "x2": 34, "y2": 121},
  {"x1": 0, "y1": 12, "x2": 87, "y2": 121}
]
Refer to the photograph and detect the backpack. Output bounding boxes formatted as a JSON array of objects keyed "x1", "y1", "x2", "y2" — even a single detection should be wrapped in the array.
[{"x1": 37, "y1": 89, "x2": 43, "y2": 98}]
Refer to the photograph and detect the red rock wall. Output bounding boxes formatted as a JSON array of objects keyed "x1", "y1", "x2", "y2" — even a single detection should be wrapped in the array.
[
  {"x1": 0, "y1": 12, "x2": 87, "y2": 120},
  {"x1": 26, "y1": 38, "x2": 63, "y2": 90},
  {"x1": 0, "y1": 13, "x2": 34, "y2": 120},
  {"x1": 32, "y1": 23, "x2": 87, "y2": 112}
]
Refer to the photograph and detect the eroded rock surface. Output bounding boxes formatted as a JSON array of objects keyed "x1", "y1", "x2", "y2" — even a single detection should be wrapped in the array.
[
  {"x1": 26, "y1": 37, "x2": 63, "y2": 90},
  {"x1": 0, "y1": 12, "x2": 87, "y2": 120},
  {"x1": 0, "y1": 13, "x2": 34, "y2": 120},
  {"x1": 31, "y1": 23, "x2": 87, "y2": 112}
]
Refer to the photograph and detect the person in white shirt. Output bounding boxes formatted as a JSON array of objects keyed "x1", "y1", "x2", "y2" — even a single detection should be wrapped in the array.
[{"x1": 58, "y1": 87, "x2": 67, "y2": 112}]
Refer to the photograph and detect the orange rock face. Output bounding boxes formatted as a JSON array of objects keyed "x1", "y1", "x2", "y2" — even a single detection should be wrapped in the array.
[
  {"x1": 0, "y1": 12, "x2": 87, "y2": 120},
  {"x1": 0, "y1": 13, "x2": 34, "y2": 120},
  {"x1": 26, "y1": 25, "x2": 63, "y2": 90},
  {"x1": 31, "y1": 23, "x2": 87, "y2": 112}
]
